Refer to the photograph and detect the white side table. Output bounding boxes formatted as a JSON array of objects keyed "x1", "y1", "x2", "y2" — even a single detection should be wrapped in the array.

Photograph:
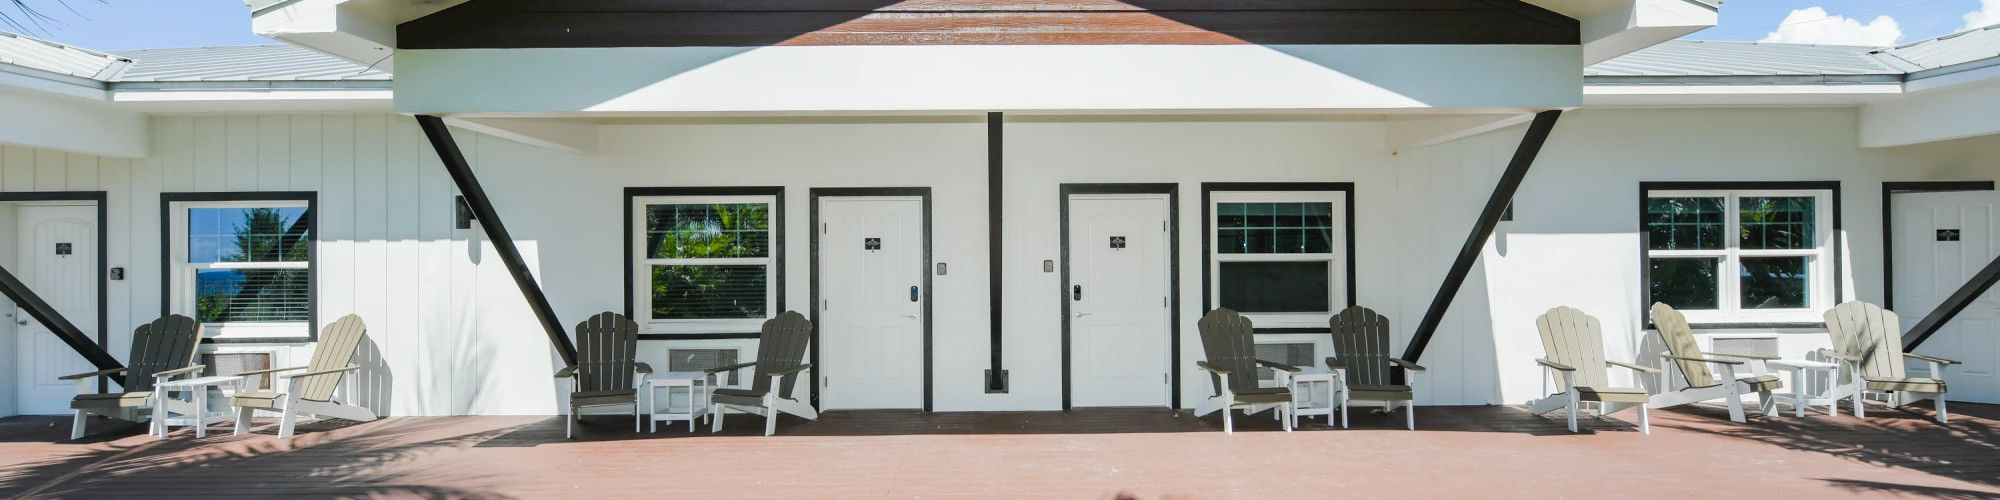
[
  {"x1": 1276, "y1": 367, "x2": 1341, "y2": 429},
  {"x1": 644, "y1": 371, "x2": 711, "y2": 432},
  {"x1": 153, "y1": 375, "x2": 246, "y2": 439},
  {"x1": 1768, "y1": 359, "x2": 1840, "y2": 417}
]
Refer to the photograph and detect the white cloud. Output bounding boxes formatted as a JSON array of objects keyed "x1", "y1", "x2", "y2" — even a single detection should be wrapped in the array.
[
  {"x1": 1964, "y1": 0, "x2": 2000, "y2": 31},
  {"x1": 1758, "y1": 7, "x2": 1903, "y2": 46}
]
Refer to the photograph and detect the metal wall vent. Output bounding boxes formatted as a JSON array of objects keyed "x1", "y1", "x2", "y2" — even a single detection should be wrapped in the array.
[
  {"x1": 1711, "y1": 336, "x2": 1780, "y2": 359},
  {"x1": 202, "y1": 352, "x2": 273, "y2": 390},
  {"x1": 669, "y1": 348, "x2": 741, "y2": 386}
]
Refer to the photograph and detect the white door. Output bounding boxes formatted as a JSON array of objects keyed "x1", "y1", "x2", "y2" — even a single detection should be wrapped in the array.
[
  {"x1": 14, "y1": 205, "x2": 98, "y2": 415},
  {"x1": 1892, "y1": 191, "x2": 2000, "y2": 404},
  {"x1": 1068, "y1": 195, "x2": 1171, "y2": 407},
  {"x1": 819, "y1": 197, "x2": 925, "y2": 410}
]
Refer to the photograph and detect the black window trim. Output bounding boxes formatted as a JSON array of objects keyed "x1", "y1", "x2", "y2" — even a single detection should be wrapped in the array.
[
  {"x1": 1199, "y1": 182, "x2": 1358, "y2": 334},
  {"x1": 1638, "y1": 181, "x2": 1842, "y2": 329},
  {"x1": 160, "y1": 191, "x2": 318, "y2": 344},
  {"x1": 623, "y1": 186, "x2": 786, "y2": 341}
]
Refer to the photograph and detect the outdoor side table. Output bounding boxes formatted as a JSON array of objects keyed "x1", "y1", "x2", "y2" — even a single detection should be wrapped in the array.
[
  {"x1": 1768, "y1": 359, "x2": 1840, "y2": 417},
  {"x1": 1277, "y1": 367, "x2": 1341, "y2": 428},
  {"x1": 644, "y1": 371, "x2": 711, "y2": 433},
  {"x1": 153, "y1": 374, "x2": 245, "y2": 439}
]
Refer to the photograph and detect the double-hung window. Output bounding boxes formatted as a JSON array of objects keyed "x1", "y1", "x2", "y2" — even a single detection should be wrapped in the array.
[
  {"x1": 1644, "y1": 187, "x2": 1834, "y2": 323},
  {"x1": 631, "y1": 194, "x2": 778, "y2": 334},
  {"x1": 167, "y1": 195, "x2": 315, "y2": 340},
  {"x1": 1208, "y1": 189, "x2": 1350, "y2": 328}
]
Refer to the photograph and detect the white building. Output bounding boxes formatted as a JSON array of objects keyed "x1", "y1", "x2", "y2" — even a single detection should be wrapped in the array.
[{"x1": 0, "y1": 0, "x2": 1996, "y2": 418}]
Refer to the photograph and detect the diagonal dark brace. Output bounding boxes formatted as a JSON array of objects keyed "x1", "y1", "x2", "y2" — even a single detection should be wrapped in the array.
[
  {"x1": 0, "y1": 265, "x2": 121, "y2": 370},
  {"x1": 416, "y1": 115, "x2": 578, "y2": 366},
  {"x1": 1402, "y1": 110, "x2": 1563, "y2": 364},
  {"x1": 1904, "y1": 251, "x2": 2000, "y2": 351}
]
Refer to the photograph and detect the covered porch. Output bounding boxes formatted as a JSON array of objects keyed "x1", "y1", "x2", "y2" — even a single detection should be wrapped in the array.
[{"x1": 1, "y1": 403, "x2": 1995, "y2": 497}]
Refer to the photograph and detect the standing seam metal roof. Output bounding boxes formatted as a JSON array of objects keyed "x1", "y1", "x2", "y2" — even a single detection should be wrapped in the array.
[
  {"x1": 112, "y1": 45, "x2": 389, "y2": 82},
  {"x1": 0, "y1": 31, "x2": 127, "y2": 80}
]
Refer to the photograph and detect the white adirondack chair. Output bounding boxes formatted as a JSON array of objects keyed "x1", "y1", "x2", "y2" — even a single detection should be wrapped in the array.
[
  {"x1": 1531, "y1": 307, "x2": 1658, "y2": 434},
  {"x1": 229, "y1": 314, "x2": 379, "y2": 438},
  {"x1": 1645, "y1": 303, "x2": 1784, "y2": 423},
  {"x1": 1822, "y1": 301, "x2": 1958, "y2": 423}
]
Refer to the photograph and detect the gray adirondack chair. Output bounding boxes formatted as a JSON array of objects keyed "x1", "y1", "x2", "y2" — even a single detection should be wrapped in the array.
[
  {"x1": 1646, "y1": 303, "x2": 1784, "y2": 423},
  {"x1": 1531, "y1": 307, "x2": 1658, "y2": 434},
  {"x1": 1193, "y1": 308, "x2": 1297, "y2": 434},
  {"x1": 556, "y1": 312, "x2": 652, "y2": 438},
  {"x1": 708, "y1": 311, "x2": 817, "y2": 436},
  {"x1": 228, "y1": 314, "x2": 377, "y2": 438},
  {"x1": 1822, "y1": 301, "x2": 1957, "y2": 423},
  {"x1": 1326, "y1": 306, "x2": 1425, "y2": 430},
  {"x1": 61, "y1": 315, "x2": 202, "y2": 439}
]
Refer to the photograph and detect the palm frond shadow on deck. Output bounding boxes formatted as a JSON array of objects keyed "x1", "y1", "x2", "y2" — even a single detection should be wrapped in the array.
[
  {"x1": 1655, "y1": 401, "x2": 2000, "y2": 490},
  {"x1": 0, "y1": 416, "x2": 531, "y2": 498}
]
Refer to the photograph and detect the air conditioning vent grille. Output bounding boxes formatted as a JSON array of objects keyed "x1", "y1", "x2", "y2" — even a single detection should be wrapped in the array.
[
  {"x1": 1712, "y1": 337, "x2": 1780, "y2": 359},
  {"x1": 202, "y1": 352, "x2": 273, "y2": 390},
  {"x1": 669, "y1": 348, "x2": 741, "y2": 386}
]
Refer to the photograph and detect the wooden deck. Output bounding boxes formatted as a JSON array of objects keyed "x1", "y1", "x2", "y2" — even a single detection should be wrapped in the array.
[{"x1": 1, "y1": 402, "x2": 1997, "y2": 498}]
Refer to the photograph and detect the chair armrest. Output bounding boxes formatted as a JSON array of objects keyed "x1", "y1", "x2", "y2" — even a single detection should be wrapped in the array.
[
  {"x1": 153, "y1": 365, "x2": 207, "y2": 378},
  {"x1": 769, "y1": 363, "x2": 812, "y2": 376},
  {"x1": 280, "y1": 365, "x2": 361, "y2": 379},
  {"x1": 705, "y1": 362, "x2": 757, "y2": 375},
  {"x1": 1905, "y1": 353, "x2": 1960, "y2": 365},
  {"x1": 1255, "y1": 359, "x2": 1301, "y2": 373},
  {"x1": 1195, "y1": 361, "x2": 1229, "y2": 375},
  {"x1": 554, "y1": 366, "x2": 577, "y2": 378},
  {"x1": 233, "y1": 366, "x2": 307, "y2": 377},
  {"x1": 1536, "y1": 358, "x2": 1575, "y2": 371},
  {"x1": 634, "y1": 362, "x2": 654, "y2": 374},
  {"x1": 1662, "y1": 354, "x2": 1742, "y2": 366},
  {"x1": 58, "y1": 367, "x2": 127, "y2": 380},
  {"x1": 1388, "y1": 358, "x2": 1427, "y2": 372},
  {"x1": 1707, "y1": 351, "x2": 1779, "y2": 361},
  {"x1": 1606, "y1": 360, "x2": 1660, "y2": 374},
  {"x1": 1323, "y1": 357, "x2": 1347, "y2": 370}
]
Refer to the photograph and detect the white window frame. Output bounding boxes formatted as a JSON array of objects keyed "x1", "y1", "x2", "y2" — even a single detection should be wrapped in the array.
[
  {"x1": 1646, "y1": 189, "x2": 1834, "y2": 324},
  {"x1": 630, "y1": 195, "x2": 779, "y2": 334},
  {"x1": 169, "y1": 200, "x2": 312, "y2": 339},
  {"x1": 1208, "y1": 191, "x2": 1348, "y2": 328}
]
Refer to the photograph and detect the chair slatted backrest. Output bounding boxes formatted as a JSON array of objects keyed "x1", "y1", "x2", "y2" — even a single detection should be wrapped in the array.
[
  {"x1": 1198, "y1": 308, "x2": 1261, "y2": 395},
  {"x1": 1823, "y1": 301, "x2": 1907, "y2": 381},
  {"x1": 1328, "y1": 306, "x2": 1396, "y2": 387},
  {"x1": 1535, "y1": 307, "x2": 1611, "y2": 389},
  {"x1": 1650, "y1": 303, "x2": 1716, "y2": 388},
  {"x1": 574, "y1": 312, "x2": 640, "y2": 393},
  {"x1": 752, "y1": 311, "x2": 812, "y2": 396},
  {"x1": 123, "y1": 315, "x2": 200, "y2": 393},
  {"x1": 298, "y1": 315, "x2": 367, "y2": 402}
]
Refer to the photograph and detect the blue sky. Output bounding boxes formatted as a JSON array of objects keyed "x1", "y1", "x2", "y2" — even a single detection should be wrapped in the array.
[{"x1": 1, "y1": 0, "x2": 1996, "y2": 51}]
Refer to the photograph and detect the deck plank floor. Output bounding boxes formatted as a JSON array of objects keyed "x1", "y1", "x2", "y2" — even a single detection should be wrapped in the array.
[{"x1": 0, "y1": 403, "x2": 1996, "y2": 498}]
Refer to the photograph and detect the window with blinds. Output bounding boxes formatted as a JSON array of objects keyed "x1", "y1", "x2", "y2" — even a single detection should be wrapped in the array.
[
  {"x1": 174, "y1": 201, "x2": 314, "y2": 337},
  {"x1": 633, "y1": 196, "x2": 777, "y2": 332}
]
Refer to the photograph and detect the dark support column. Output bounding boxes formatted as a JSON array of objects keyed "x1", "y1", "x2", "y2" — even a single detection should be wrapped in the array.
[
  {"x1": 0, "y1": 265, "x2": 121, "y2": 370},
  {"x1": 415, "y1": 115, "x2": 578, "y2": 366},
  {"x1": 985, "y1": 112, "x2": 1008, "y2": 393},
  {"x1": 1401, "y1": 110, "x2": 1563, "y2": 363},
  {"x1": 1904, "y1": 253, "x2": 2000, "y2": 350}
]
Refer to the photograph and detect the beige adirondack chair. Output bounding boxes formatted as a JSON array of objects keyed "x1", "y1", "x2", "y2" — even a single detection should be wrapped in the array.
[
  {"x1": 1531, "y1": 307, "x2": 1658, "y2": 434},
  {"x1": 558, "y1": 312, "x2": 652, "y2": 438},
  {"x1": 708, "y1": 311, "x2": 817, "y2": 436},
  {"x1": 1646, "y1": 303, "x2": 1784, "y2": 423},
  {"x1": 1194, "y1": 308, "x2": 1298, "y2": 434},
  {"x1": 1326, "y1": 306, "x2": 1425, "y2": 430},
  {"x1": 227, "y1": 314, "x2": 377, "y2": 438},
  {"x1": 62, "y1": 315, "x2": 202, "y2": 439},
  {"x1": 1822, "y1": 301, "x2": 1957, "y2": 423}
]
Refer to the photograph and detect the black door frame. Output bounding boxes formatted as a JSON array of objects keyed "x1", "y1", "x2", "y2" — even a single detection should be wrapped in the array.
[
  {"x1": 1881, "y1": 181, "x2": 1996, "y2": 311},
  {"x1": 0, "y1": 191, "x2": 112, "y2": 390},
  {"x1": 1059, "y1": 183, "x2": 1180, "y2": 410},
  {"x1": 809, "y1": 187, "x2": 934, "y2": 411}
]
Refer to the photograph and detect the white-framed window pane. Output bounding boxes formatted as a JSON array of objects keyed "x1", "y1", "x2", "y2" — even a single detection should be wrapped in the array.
[
  {"x1": 195, "y1": 268, "x2": 310, "y2": 323},
  {"x1": 188, "y1": 207, "x2": 309, "y2": 264},
  {"x1": 1740, "y1": 256, "x2": 1811, "y2": 309},
  {"x1": 1218, "y1": 261, "x2": 1330, "y2": 313},
  {"x1": 1738, "y1": 196, "x2": 1815, "y2": 250},
  {"x1": 1215, "y1": 202, "x2": 1333, "y2": 254},
  {"x1": 1645, "y1": 197, "x2": 1725, "y2": 250},
  {"x1": 650, "y1": 264, "x2": 768, "y2": 320},
  {"x1": 645, "y1": 203, "x2": 770, "y2": 259},
  {"x1": 1649, "y1": 257, "x2": 1721, "y2": 310}
]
